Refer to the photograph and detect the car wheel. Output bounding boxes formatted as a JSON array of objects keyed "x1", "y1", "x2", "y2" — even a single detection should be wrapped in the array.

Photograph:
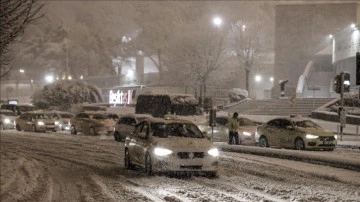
[
  {"x1": 295, "y1": 138, "x2": 305, "y2": 150},
  {"x1": 16, "y1": 124, "x2": 21, "y2": 131},
  {"x1": 124, "y1": 149, "x2": 132, "y2": 169},
  {"x1": 145, "y1": 153, "x2": 152, "y2": 176},
  {"x1": 259, "y1": 136, "x2": 269, "y2": 147},
  {"x1": 0, "y1": 123, "x2": 4, "y2": 130},
  {"x1": 70, "y1": 125, "x2": 77, "y2": 135},
  {"x1": 114, "y1": 132, "x2": 120, "y2": 141},
  {"x1": 89, "y1": 127, "x2": 96, "y2": 136}
]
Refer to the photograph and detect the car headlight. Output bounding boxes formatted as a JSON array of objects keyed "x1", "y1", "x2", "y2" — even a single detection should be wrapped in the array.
[
  {"x1": 334, "y1": 135, "x2": 338, "y2": 140},
  {"x1": 306, "y1": 134, "x2": 319, "y2": 139},
  {"x1": 55, "y1": 121, "x2": 60, "y2": 125},
  {"x1": 242, "y1": 131, "x2": 252, "y2": 136},
  {"x1": 154, "y1": 147, "x2": 173, "y2": 156},
  {"x1": 208, "y1": 148, "x2": 219, "y2": 157},
  {"x1": 37, "y1": 121, "x2": 45, "y2": 126},
  {"x1": 4, "y1": 118, "x2": 11, "y2": 124}
]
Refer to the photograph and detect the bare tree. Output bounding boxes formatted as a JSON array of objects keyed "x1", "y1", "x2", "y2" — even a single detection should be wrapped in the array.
[
  {"x1": 169, "y1": 25, "x2": 230, "y2": 103},
  {"x1": 229, "y1": 20, "x2": 269, "y2": 96},
  {"x1": 0, "y1": 0, "x2": 44, "y2": 78}
]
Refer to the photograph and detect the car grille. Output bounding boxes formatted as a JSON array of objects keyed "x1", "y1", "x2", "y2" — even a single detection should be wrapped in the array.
[
  {"x1": 319, "y1": 136, "x2": 335, "y2": 141},
  {"x1": 177, "y1": 152, "x2": 205, "y2": 159},
  {"x1": 46, "y1": 123, "x2": 55, "y2": 126}
]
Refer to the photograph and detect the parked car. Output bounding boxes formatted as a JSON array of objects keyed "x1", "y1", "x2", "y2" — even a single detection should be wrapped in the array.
[
  {"x1": 114, "y1": 113, "x2": 153, "y2": 142},
  {"x1": 124, "y1": 117, "x2": 219, "y2": 177},
  {"x1": 0, "y1": 104, "x2": 36, "y2": 115},
  {"x1": 198, "y1": 115, "x2": 261, "y2": 144},
  {"x1": 105, "y1": 113, "x2": 120, "y2": 122},
  {"x1": 45, "y1": 111, "x2": 74, "y2": 131},
  {"x1": 255, "y1": 115, "x2": 337, "y2": 151},
  {"x1": 70, "y1": 111, "x2": 115, "y2": 135},
  {"x1": 15, "y1": 111, "x2": 56, "y2": 132},
  {"x1": 0, "y1": 109, "x2": 17, "y2": 130}
]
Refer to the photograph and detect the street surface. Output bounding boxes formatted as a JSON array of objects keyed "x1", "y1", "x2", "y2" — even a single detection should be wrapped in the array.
[{"x1": 1, "y1": 130, "x2": 359, "y2": 202}]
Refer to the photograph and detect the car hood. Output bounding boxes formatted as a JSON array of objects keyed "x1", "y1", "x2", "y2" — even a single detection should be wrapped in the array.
[
  {"x1": 176, "y1": 115, "x2": 207, "y2": 125},
  {"x1": 151, "y1": 136, "x2": 213, "y2": 151},
  {"x1": 91, "y1": 119, "x2": 115, "y2": 127},
  {"x1": 296, "y1": 127, "x2": 334, "y2": 136}
]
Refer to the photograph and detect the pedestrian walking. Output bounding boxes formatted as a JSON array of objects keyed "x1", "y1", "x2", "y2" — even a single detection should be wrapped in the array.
[{"x1": 227, "y1": 112, "x2": 239, "y2": 145}]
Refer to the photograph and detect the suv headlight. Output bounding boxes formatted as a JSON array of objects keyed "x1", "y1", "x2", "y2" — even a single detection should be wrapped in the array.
[
  {"x1": 208, "y1": 148, "x2": 219, "y2": 157},
  {"x1": 306, "y1": 134, "x2": 319, "y2": 139},
  {"x1": 242, "y1": 131, "x2": 252, "y2": 136},
  {"x1": 154, "y1": 147, "x2": 173, "y2": 156},
  {"x1": 37, "y1": 121, "x2": 45, "y2": 126},
  {"x1": 4, "y1": 118, "x2": 11, "y2": 124}
]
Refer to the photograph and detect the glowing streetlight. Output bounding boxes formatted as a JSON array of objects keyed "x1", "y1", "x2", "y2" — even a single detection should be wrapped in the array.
[
  {"x1": 212, "y1": 16, "x2": 223, "y2": 27},
  {"x1": 45, "y1": 75, "x2": 54, "y2": 83},
  {"x1": 255, "y1": 75, "x2": 262, "y2": 82},
  {"x1": 270, "y1": 77, "x2": 274, "y2": 82},
  {"x1": 67, "y1": 75, "x2": 72, "y2": 80},
  {"x1": 19, "y1": 69, "x2": 25, "y2": 73},
  {"x1": 80, "y1": 75, "x2": 83, "y2": 80},
  {"x1": 329, "y1": 34, "x2": 333, "y2": 39}
]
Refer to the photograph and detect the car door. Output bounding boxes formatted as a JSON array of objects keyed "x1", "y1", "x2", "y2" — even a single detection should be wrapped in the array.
[
  {"x1": 266, "y1": 119, "x2": 283, "y2": 146},
  {"x1": 213, "y1": 117, "x2": 228, "y2": 141},
  {"x1": 280, "y1": 120, "x2": 296, "y2": 148},
  {"x1": 74, "y1": 113, "x2": 85, "y2": 132},
  {"x1": 136, "y1": 122, "x2": 150, "y2": 166},
  {"x1": 18, "y1": 113, "x2": 29, "y2": 130},
  {"x1": 128, "y1": 123, "x2": 145, "y2": 164},
  {"x1": 126, "y1": 117, "x2": 137, "y2": 136}
]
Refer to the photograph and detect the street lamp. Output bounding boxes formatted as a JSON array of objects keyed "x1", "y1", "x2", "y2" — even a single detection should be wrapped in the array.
[
  {"x1": 212, "y1": 16, "x2": 223, "y2": 27},
  {"x1": 19, "y1": 69, "x2": 25, "y2": 73},
  {"x1": 45, "y1": 75, "x2": 54, "y2": 83},
  {"x1": 255, "y1": 75, "x2": 262, "y2": 82}
]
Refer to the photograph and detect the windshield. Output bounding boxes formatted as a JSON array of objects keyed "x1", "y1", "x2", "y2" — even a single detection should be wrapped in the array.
[
  {"x1": 92, "y1": 114, "x2": 109, "y2": 120},
  {"x1": 32, "y1": 114, "x2": 49, "y2": 119},
  {"x1": 294, "y1": 120, "x2": 322, "y2": 129},
  {"x1": 18, "y1": 106, "x2": 35, "y2": 112},
  {"x1": 152, "y1": 123, "x2": 204, "y2": 138},
  {"x1": 60, "y1": 113, "x2": 74, "y2": 119}
]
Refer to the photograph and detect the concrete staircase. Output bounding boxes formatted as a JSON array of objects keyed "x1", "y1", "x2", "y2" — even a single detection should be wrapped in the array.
[{"x1": 225, "y1": 98, "x2": 335, "y2": 117}]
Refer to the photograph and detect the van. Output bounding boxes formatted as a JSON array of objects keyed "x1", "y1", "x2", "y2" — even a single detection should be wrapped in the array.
[{"x1": 135, "y1": 93, "x2": 202, "y2": 118}]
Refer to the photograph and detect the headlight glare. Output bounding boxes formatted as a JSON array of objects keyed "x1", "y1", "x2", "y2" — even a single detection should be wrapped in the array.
[
  {"x1": 4, "y1": 118, "x2": 11, "y2": 124},
  {"x1": 243, "y1": 131, "x2": 252, "y2": 136},
  {"x1": 154, "y1": 147, "x2": 173, "y2": 156},
  {"x1": 334, "y1": 135, "x2": 338, "y2": 140},
  {"x1": 208, "y1": 148, "x2": 219, "y2": 157},
  {"x1": 55, "y1": 121, "x2": 60, "y2": 125},
  {"x1": 306, "y1": 134, "x2": 319, "y2": 139},
  {"x1": 37, "y1": 121, "x2": 45, "y2": 126}
]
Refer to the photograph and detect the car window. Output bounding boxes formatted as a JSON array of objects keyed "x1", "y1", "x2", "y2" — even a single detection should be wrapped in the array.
[
  {"x1": 238, "y1": 118, "x2": 256, "y2": 126},
  {"x1": 268, "y1": 119, "x2": 281, "y2": 127},
  {"x1": 215, "y1": 117, "x2": 228, "y2": 126},
  {"x1": 119, "y1": 118, "x2": 127, "y2": 124},
  {"x1": 294, "y1": 120, "x2": 321, "y2": 129},
  {"x1": 129, "y1": 118, "x2": 136, "y2": 125}
]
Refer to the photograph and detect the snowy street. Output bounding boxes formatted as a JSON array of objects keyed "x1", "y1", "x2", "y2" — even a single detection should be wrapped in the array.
[{"x1": 1, "y1": 130, "x2": 359, "y2": 202}]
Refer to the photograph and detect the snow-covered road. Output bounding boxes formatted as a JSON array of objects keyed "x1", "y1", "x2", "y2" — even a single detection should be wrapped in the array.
[{"x1": 1, "y1": 131, "x2": 359, "y2": 202}]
